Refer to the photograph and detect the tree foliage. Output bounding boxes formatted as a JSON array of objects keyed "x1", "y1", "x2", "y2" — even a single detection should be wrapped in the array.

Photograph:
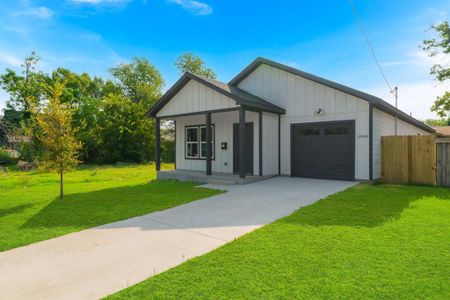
[
  {"x1": 109, "y1": 57, "x2": 164, "y2": 108},
  {"x1": 175, "y1": 53, "x2": 216, "y2": 79},
  {"x1": 0, "y1": 52, "x2": 46, "y2": 124},
  {"x1": 422, "y1": 21, "x2": 450, "y2": 117},
  {"x1": 34, "y1": 80, "x2": 81, "y2": 199},
  {"x1": 424, "y1": 118, "x2": 449, "y2": 127},
  {"x1": 0, "y1": 52, "x2": 44, "y2": 109},
  {"x1": 0, "y1": 52, "x2": 204, "y2": 165},
  {"x1": 97, "y1": 94, "x2": 154, "y2": 164}
]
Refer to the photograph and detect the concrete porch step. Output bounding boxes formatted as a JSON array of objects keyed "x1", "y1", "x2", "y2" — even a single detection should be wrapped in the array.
[
  {"x1": 157, "y1": 170, "x2": 276, "y2": 185},
  {"x1": 206, "y1": 178, "x2": 239, "y2": 185}
]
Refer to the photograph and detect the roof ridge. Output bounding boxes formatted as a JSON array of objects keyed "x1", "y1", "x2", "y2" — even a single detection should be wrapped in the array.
[{"x1": 229, "y1": 57, "x2": 434, "y2": 133}]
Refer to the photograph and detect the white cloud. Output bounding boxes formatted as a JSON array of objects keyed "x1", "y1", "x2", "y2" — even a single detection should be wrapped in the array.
[
  {"x1": 168, "y1": 0, "x2": 212, "y2": 15},
  {"x1": 14, "y1": 6, "x2": 54, "y2": 19},
  {"x1": 383, "y1": 51, "x2": 450, "y2": 68},
  {"x1": 365, "y1": 80, "x2": 450, "y2": 120},
  {"x1": 80, "y1": 32, "x2": 102, "y2": 41},
  {"x1": 0, "y1": 52, "x2": 23, "y2": 67},
  {"x1": 70, "y1": 0, "x2": 130, "y2": 5}
]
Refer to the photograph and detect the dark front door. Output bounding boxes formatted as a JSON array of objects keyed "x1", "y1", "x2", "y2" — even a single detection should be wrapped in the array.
[
  {"x1": 233, "y1": 122, "x2": 254, "y2": 175},
  {"x1": 291, "y1": 121, "x2": 355, "y2": 181}
]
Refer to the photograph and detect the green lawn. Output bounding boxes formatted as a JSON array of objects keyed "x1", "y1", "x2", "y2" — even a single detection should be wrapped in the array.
[
  {"x1": 108, "y1": 184, "x2": 450, "y2": 299},
  {"x1": 0, "y1": 164, "x2": 221, "y2": 252}
]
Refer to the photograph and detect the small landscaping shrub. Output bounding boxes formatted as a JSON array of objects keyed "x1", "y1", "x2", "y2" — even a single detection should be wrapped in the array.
[{"x1": 0, "y1": 150, "x2": 17, "y2": 165}]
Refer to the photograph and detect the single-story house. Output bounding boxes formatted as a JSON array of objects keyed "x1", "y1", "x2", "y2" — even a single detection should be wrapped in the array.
[
  {"x1": 148, "y1": 57, "x2": 434, "y2": 181},
  {"x1": 433, "y1": 126, "x2": 450, "y2": 137}
]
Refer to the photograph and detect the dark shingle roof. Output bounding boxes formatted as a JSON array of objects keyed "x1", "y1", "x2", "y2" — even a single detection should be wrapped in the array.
[
  {"x1": 147, "y1": 72, "x2": 285, "y2": 117},
  {"x1": 229, "y1": 57, "x2": 434, "y2": 133}
]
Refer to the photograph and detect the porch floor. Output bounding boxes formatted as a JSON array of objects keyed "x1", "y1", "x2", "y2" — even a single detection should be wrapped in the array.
[{"x1": 157, "y1": 169, "x2": 276, "y2": 185}]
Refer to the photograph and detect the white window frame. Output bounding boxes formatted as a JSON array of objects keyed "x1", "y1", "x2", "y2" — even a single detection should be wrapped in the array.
[
  {"x1": 185, "y1": 125, "x2": 215, "y2": 160},
  {"x1": 185, "y1": 126, "x2": 199, "y2": 159},
  {"x1": 199, "y1": 125, "x2": 215, "y2": 159}
]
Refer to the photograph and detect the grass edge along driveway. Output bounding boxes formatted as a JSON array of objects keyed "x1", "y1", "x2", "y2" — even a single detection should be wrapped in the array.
[
  {"x1": 0, "y1": 164, "x2": 222, "y2": 252},
  {"x1": 107, "y1": 183, "x2": 450, "y2": 300}
]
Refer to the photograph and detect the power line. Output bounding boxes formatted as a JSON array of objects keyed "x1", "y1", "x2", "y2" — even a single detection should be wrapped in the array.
[{"x1": 347, "y1": 0, "x2": 394, "y2": 92}]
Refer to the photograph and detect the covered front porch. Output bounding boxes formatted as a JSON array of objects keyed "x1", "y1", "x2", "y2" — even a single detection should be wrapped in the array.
[{"x1": 148, "y1": 72, "x2": 285, "y2": 182}]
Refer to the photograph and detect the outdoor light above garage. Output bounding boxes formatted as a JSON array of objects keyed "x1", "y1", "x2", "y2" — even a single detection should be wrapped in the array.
[{"x1": 315, "y1": 108, "x2": 325, "y2": 115}]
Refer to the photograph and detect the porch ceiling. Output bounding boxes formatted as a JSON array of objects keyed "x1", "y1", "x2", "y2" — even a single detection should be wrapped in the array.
[{"x1": 147, "y1": 72, "x2": 285, "y2": 118}]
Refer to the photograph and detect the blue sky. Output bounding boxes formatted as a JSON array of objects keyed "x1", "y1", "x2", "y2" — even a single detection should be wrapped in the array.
[{"x1": 0, "y1": 0, "x2": 449, "y2": 120}]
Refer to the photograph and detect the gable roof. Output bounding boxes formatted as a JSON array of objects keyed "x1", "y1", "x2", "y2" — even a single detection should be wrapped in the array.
[
  {"x1": 147, "y1": 72, "x2": 285, "y2": 117},
  {"x1": 229, "y1": 57, "x2": 434, "y2": 133}
]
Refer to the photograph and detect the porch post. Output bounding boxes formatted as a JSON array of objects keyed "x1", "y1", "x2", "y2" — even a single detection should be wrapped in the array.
[
  {"x1": 278, "y1": 114, "x2": 281, "y2": 175},
  {"x1": 173, "y1": 120, "x2": 176, "y2": 170},
  {"x1": 239, "y1": 106, "x2": 246, "y2": 178},
  {"x1": 206, "y1": 112, "x2": 212, "y2": 175},
  {"x1": 259, "y1": 111, "x2": 263, "y2": 176},
  {"x1": 155, "y1": 118, "x2": 161, "y2": 171}
]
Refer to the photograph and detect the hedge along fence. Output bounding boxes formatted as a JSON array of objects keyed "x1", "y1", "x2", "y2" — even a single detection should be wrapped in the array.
[{"x1": 381, "y1": 135, "x2": 436, "y2": 185}]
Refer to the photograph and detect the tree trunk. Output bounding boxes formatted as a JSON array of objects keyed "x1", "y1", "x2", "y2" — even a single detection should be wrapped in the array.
[{"x1": 60, "y1": 171, "x2": 64, "y2": 200}]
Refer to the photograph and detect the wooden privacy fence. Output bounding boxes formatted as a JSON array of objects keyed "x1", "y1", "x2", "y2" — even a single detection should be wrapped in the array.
[
  {"x1": 381, "y1": 135, "x2": 436, "y2": 185},
  {"x1": 436, "y1": 138, "x2": 450, "y2": 187}
]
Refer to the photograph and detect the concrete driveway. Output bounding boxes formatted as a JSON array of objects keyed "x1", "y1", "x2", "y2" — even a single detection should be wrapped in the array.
[{"x1": 0, "y1": 177, "x2": 356, "y2": 300}]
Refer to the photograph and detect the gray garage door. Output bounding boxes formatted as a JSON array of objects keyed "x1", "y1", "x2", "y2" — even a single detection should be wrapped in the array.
[{"x1": 291, "y1": 121, "x2": 355, "y2": 181}]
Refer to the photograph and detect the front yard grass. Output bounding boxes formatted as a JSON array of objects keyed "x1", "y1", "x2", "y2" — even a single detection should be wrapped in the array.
[
  {"x1": 0, "y1": 164, "x2": 221, "y2": 252},
  {"x1": 108, "y1": 184, "x2": 450, "y2": 299}
]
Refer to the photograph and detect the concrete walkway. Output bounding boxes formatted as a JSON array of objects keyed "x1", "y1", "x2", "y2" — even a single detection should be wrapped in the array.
[{"x1": 0, "y1": 177, "x2": 356, "y2": 300}]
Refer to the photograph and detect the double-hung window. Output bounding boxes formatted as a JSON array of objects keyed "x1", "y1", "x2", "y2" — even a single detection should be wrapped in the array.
[{"x1": 185, "y1": 125, "x2": 214, "y2": 159}]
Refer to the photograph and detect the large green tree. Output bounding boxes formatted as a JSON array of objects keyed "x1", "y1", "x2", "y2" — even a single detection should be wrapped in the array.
[
  {"x1": 422, "y1": 21, "x2": 450, "y2": 118},
  {"x1": 109, "y1": 57, "x2": 164, "y2": 108},
  {"x1": 0, "y1": 52, "x2": 47, "y2": 125},
  {"x1": 49, "y1": 68, "x2": 121, "y2": 162},
  {"x1": 1, "y1": 54, "x2": 166, "y2": 164},
  {"x1": 97, "y1": 94, "x2": 154, "y2": 163},
  {"x1": 175, "y1": 53, "x2": 216, "y2": 79}
]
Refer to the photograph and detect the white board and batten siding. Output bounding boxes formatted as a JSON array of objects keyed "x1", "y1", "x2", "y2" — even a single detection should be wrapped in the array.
[
  {"x1": 157, "y1": 80, "x2": 238, "y2": 118},
  {"x1": 159, "y1": 78, "x2": 279, "y2": 176},
  {"x1": 238, "y1": 64, "x2": 371, "y2": 180},
  {"x1": 372, "y1": 108, "x2": 430, "y2": 179},
  {"x1": 262, "y1": 112, "x2": 279, "y2": 175},
  {"x1": 174, "y1": 111, "x2": 269, "y2": 175}
]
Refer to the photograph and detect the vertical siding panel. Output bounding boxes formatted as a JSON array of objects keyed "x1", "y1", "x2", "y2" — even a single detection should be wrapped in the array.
[
  {"x1": 197, "y1": 84, "x2": 208, "y2": 110},
  {"x1": 304, "y1": 80, "x2": 315, "y2": 117},
  {"x1": 346, "y1": 95, "x2": 357, "y2": 114},
  {"x1": 157, "y1": 80, "x2": 238, "y2": 118},
  {"x1": 335, "y1": 91, "x2": 346, "y2": 113},
  {"x1": 324, "y1": 87, "x2": 336, "y2": 117},
  {"x1": 288, "y1": 74, "x2": 297, "y2": 116}
]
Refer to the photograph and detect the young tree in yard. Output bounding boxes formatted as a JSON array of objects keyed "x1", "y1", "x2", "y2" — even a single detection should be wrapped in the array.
[
  {"x1": 34, "y1": 81, "x2": 81, "y2": 199},
  {"x1": 422, "y1": 21, "x2": 450, "y2": 118},
  {"x1": 175, "y1": 53, "x2": 217, "y2": 79}
]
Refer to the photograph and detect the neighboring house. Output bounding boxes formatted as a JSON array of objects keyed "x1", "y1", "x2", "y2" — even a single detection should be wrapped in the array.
[
  {"x1": 433, "y1": 126, "x2": 450, "y2": 137},
  {"x1": 148, "y1": 57, "x2": 434, "y2": 181},
  {"x1": 4, "y1": 135, "x2": 30, "y2": 152}
]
